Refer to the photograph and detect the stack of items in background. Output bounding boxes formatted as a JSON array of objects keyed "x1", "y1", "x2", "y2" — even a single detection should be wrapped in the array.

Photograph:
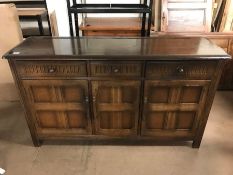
[{"x1": 212, "y1": 0, "x2": 233, "y2": 32}]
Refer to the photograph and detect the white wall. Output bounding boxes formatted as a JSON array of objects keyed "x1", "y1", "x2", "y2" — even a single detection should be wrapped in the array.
[
  {"x1": 46, "y1": 0, "x2": 141, "y2": 36},
  {"x1": 46, "y1": 0, "x2": 70, "y2": 36},
  {"x1": 86, "y1": 0, "x2": 140, "y2": 17}
]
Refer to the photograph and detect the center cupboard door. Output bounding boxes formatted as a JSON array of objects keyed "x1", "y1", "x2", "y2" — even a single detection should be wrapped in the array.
[
  {"x1": 141, "y1": 80, "x2": 210, "y2": 138},
  {"x1": 22, "y1": 80, "x2": 92, "y2": 136},
  {"x1": 92, "y1": 80, "x2": 141, "y2": 136}
]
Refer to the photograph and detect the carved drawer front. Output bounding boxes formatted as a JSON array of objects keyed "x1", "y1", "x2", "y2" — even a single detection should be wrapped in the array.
[
  {"x1": 146, "y1": 61, "x2": 217, "y2": 80},
  {"x1": 16, "y1": 61, "x2": 87, "y2": 78},
  {"x1": 22, "y1": 80, "x2": 92, "y2": 135},
  {"x1": 92, "y1": 80, "x2": 141, "y2": 136},
  {"x1": 90, "y1": 61, "x2": 142, "y2": 77},
  {"x1": 141, "y1": 80, "x2": 210, "y2": 137}
]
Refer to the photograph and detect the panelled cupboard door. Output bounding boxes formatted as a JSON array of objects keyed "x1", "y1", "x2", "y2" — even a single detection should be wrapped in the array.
[
  {"x1": 142, "y1": 80, "x2": 210, "y2": 138},
  {"x1": 161, "y1": 0, "x2": 212, "y2": 32},
  {"x1": 92, "y1": 80, "x2": 141, "y2": 136},
  {"x1": 22, "y1": 80, "x2": 92, "y2": 135}
]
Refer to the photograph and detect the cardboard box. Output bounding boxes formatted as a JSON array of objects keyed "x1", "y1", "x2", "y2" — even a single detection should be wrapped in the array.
[{"x1": 0, "y1": 4, "x2": 23, "y2": 101}]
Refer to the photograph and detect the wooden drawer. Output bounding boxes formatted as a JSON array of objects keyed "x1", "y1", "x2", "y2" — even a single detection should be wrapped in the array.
[
  {"x1": 90, "y1": 61, "x2": 142, "y2": 77},
  {"x1": 146, "y1": 61, "x2": 217, "y2": 80},
  {"x1": 15, "y1": 61, "x2": 87, "y2": 78}
]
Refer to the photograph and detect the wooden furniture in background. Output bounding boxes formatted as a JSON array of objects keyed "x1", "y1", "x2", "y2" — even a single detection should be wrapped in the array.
[
  {"x1": 80, "y1": 17, "x2": 141, "y2": 36},
  {"x1": 152, "y1": 0, "x2": 161, "y2": 31},
  {"x1": 161, "y1": 0, "x2": 212, "y2": 32},
  {"x1": 4, "y1": 37, "x2": 230, "y2": 148},
  {"x1": 219, "y1": 0, "x2": 233, "y2": 32},
  {"x1": 212, "y1": 0, "x2": 233, "y2": 32},
  {"x1": 66, "y1": 0, "x2": 153, "y2": 37},
  {"x1": 49, "y1": 11, "x2": 59, "y2": 36}
]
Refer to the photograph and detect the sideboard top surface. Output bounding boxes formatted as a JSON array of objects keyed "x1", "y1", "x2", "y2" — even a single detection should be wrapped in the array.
[{"x1": 3, "y1": 37, "x2": 231, "y2": 60}]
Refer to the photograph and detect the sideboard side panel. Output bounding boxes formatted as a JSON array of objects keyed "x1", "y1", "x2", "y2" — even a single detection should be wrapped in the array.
[
  {"x1": 193, "y1": 60, "x2": 226, "y2": 148},
  {"x1": 8, "y1": 60, "x2": 41, "y2": 146}
]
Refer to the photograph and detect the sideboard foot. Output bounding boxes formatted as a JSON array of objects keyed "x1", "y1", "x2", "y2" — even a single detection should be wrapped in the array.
[
  {"x1": 32, "y1": 138, "x2": 43, "y2": 147},
  {"x1": 192, "y1": 141, "x2": 201, "y2": 148}
]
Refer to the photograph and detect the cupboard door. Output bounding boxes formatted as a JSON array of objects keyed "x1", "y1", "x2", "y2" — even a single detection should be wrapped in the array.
[
  {"x1": 22, "y1": 80, "x2": 92, "y2": 135},
  {"x1": 161, "y1": 0, "x2": 212, "y2": 32},
  {"x1": 142, "y1": 80, "x2": 210, "y2": 138},
  {"x1": 92, "y1": 80, "x2": 141, "y2": 136}
]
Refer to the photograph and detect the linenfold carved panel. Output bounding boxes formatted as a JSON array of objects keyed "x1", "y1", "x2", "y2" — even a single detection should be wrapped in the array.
[
  {"x1": 146, "y1": 61, "x2": 217, "y2": 79},
  {"x1": 91, "y1": 62, "x2": 142, "y2": 77},
  {"x1": 16, "y1": 61, "x2": 87, "y2": 77}
]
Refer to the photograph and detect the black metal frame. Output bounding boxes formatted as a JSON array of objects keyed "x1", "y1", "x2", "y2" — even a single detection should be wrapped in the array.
[{"x1": 66, "y1": 0, "x2": 153, "y2": 37}]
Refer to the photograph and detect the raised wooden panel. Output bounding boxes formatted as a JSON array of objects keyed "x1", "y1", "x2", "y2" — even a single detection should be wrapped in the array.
[
  {"x1": 37, "y1": 111, "x2": 58, "y2": 128},
  {"x1": 61, "y1": 86, "x2": 84, "y2": 102},
  {"x1": 92, "y1": 80, "x2": 141, "y2": 136},
  {"x1": 97, "y1": 86, "x2": 137, "y2": 103},
  {"x1": 99, "y1": 112, "x2": 134, "y2": 129},
  {"x1": 142, "y1": 80, "x2": 209, "y2": 137},
  {"x1": 22, "y1": 80, "x2": 92, "y2": 134},
  {"x1": 146, "y1": 112, "x2": 166, "y2": 129},
  {"x1": 90, "y1": 62, "x2": 142, "y2": 77},
  {"x1": 176, "y1": 111, "x2": 195, "y2": 130},
  {"x1": 66, "y1": 111, "x2": 87, "y2": 129},
  {"x1": 180, "y1": 86, "x2": 202, "y2": 103},
  {"x1": 146, "y1": 61, "x2": 217, "y2": 80},
  {"x1": 16, "y1": 61, "x2": 87, "y2": 78},
  {"x1": 148, "y1": 87, "x2": 170, "y2": 103},
  {"x1": 31, "y1": 86, "x2": 54, "y2": 102},
  {"x1": 145, "y1": 111, "x2": 196, "y2": 130},
  {"x1": 161, "y1": 0, "x2": 212, "y2": 32}
]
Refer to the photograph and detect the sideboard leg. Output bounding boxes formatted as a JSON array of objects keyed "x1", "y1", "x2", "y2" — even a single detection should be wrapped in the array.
[
  {"x1": 32, "y1": 138, "x2": 42, "y2": 147},
  {"x1": 192, "y1": 140, "x2": 201, "y2": 148}
]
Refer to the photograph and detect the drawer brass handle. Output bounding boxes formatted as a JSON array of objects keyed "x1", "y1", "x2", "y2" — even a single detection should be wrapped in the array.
[
  {"x1": 113, "y1": 68, "x2": 119, "y2": 73},
  {"x1": 48, "y1": 68, "x2": 56, "y2": 73},
  {"x1": 85, "y1": 96, "x2": 89, "y2": 103},
  {"x1": 177, "y1": 67, "x2": 184, "y2": 73},
  {"x1": 93, "y1": 96, "x2": 96, "y2": 102}
]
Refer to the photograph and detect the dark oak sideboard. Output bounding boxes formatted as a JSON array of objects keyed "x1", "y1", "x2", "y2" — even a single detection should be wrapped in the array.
[{"x1": 3, "y1": 37, "x2": 231, "y2": 148}]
